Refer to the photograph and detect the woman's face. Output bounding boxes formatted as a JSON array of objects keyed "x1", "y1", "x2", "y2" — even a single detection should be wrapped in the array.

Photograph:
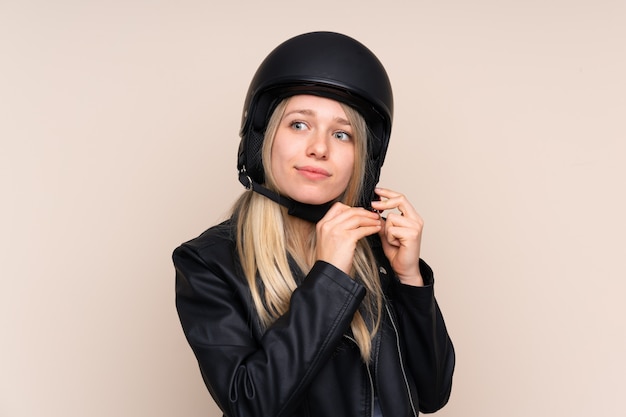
[{"x1": 270, "y1": 95, "x2": 356, "y2": 205}]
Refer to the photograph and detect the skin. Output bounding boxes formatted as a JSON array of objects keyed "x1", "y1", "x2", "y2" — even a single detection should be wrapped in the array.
[
  {"x1": 371, "y1": 187, "x2": 425, "y2": 287},
  {"x1": 317, "y1": 189, "x2": 424, "y2": 287},
  {"x1": 271, "y1": 95, "x2": 356, "y2": 206},
  {"x1": 271, "y1": 95, "x2": 425, "y2": 287}
]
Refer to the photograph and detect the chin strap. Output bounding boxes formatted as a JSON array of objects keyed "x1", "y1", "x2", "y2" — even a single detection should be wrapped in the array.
[{"x1": 239, "y1": 171, "x2": 335, "y2": 223}]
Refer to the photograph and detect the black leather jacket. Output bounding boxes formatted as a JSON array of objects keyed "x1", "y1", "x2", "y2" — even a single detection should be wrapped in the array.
[{"x1": 174, "y1": 220, "x2": 454, "y2": 417}]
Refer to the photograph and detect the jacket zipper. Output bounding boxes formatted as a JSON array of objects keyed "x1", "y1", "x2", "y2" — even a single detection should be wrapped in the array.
[
  {"x1": 344, "y1": 335, "x2": 375, "y2": 417},
  {"x1": 385, "y1": 303, "x2": 418, "y2": 417}
]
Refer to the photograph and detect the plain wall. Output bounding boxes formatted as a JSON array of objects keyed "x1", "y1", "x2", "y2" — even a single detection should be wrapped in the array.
[{"x1": 1, "y1": 1, "x2": 624, "y2": 416}]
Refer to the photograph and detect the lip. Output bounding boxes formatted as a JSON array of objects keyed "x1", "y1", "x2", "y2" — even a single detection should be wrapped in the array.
[{"x1": 296, "y1": 166, "x2": 331, "y2": 180}]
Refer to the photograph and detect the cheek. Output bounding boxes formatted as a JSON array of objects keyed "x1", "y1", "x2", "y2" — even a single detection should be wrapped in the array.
[
  {"x1": 269, "y1": 136, "x2": 296, "y2": 183},
  {"x1": 269, "y1": 137, "x2": 286, "y2": 170},
  {"x1": 339, "y1": 149, "x2": 356, "y2": 184},
  {"x1": 271, "y1": 134, "x2": 294, "y2": 163}
]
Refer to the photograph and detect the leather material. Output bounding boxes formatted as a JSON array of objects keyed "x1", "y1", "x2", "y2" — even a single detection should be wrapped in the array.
[{"x1": 174, "y1": 220, "x2": 454, "y2": 417}]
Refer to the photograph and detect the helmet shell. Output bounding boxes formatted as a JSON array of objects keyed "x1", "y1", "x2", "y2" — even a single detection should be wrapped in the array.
[{"x1": 238, "y1": 31, "x2": 394, "y2": 206}]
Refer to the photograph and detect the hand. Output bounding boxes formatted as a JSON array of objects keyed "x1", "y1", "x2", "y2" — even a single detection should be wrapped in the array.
[
  {"x1": 316, "y1": 202, "x2": 383, "y2": 275},
  {"x1": 371, "y1": 187, "x2": 424, "y2": 286}
]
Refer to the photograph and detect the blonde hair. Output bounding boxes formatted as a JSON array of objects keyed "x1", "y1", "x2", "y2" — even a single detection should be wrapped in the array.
[{"x1": 232, "y1": 98, "x2": 383, "y2": 362}]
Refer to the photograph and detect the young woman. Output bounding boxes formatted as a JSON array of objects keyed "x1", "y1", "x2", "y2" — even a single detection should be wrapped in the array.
[{"x1": 174, "y1": 31, "x2": 455, "y2": 417}]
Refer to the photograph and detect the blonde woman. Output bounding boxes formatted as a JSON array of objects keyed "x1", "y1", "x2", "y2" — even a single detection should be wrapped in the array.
[{"x1": 174, "y1": 32, "x2": 455, "y2": 417}]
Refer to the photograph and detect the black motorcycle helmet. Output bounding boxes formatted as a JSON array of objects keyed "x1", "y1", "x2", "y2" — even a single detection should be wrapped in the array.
[{"x1": 237, "y1": 31, "x2": 394, "y2": 222}]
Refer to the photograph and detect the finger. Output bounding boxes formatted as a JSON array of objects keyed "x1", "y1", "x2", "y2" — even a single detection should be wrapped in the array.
[
  {"x1": 382, "y1": 195, "x2": 418, "y2": 219},
  {"x1": 385, "y1": 211, "x2": 424, "y2": 230},
  {"x1": 321, "y1": 202, "x2": 351, "y2": 221},
  {"x1": 383, "y1": 214, "x2": 422, "y2": 241},
  {"x1": 373, "y1": 186, "x2": 402, "y2": 198},
  {"x1": 384, "y1": 222, "x2": 421, "y2": 244},
  {"x1": 318, "y1": 208, "x2": 382, "y2": 239},
  {"x1": 372, "y1": 188, "x2": 420, "y2": 219},
  {"x1": 324, "y1": 206, "x2": 381, "y2": 228},
  {"x1": 328, "y1": 215, "x2": 381, "y2": 233},
  {"x1": 379, "y1": 225, "x2": 400, "y2": 247},
  {"x1": 372, "y1": 198, "x2": 418, "y2": 220},
  {"x1": 351, "y1": 224, "x2": 384, "y2": 240}
]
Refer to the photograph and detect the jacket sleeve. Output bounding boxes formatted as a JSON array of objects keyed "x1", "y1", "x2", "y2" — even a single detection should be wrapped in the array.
[
  {"x1": 174, "y1": 242, "x2": 366, "y2": 417},
  {"x1": 391, "y1": 259, "x2": 455, "y2": 413}
]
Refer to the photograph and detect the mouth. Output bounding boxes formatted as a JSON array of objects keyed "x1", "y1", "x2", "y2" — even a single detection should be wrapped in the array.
[{"x1": 296, "y1": 166, "x2": 331, "y2": 179}]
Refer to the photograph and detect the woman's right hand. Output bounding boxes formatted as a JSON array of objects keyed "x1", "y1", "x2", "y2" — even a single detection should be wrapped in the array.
[{"x1": 315, "y1": 202, "x2": 382, "y2": 275}]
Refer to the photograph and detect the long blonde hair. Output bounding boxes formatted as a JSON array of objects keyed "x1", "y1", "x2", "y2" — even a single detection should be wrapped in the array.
[{"x1": 232, "y1": 98, "x2": 383, "y2": 362}]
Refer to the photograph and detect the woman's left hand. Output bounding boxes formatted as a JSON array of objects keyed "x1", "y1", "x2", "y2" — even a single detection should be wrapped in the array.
[{"x1": 371, "y1": 187, "x2": 424, "y2": 286}]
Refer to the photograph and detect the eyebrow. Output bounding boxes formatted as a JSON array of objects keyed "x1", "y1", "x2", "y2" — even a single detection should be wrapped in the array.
[{"x1": 283, "y1": 109, "x2": 351, "y2": 126}]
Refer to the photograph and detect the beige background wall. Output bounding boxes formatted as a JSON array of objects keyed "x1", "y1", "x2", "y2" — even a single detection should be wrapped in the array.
[{"x1": 1, "y1": 0, "x2": 624, "y2": 416}]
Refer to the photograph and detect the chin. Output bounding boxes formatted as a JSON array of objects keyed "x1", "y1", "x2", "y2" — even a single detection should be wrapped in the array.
[
  {"x1": 289, "y1": 192, "x2": 340, "y2": 206},
  {"x1": 294, "y1": 197, "x2": 334, "y2": 205}
]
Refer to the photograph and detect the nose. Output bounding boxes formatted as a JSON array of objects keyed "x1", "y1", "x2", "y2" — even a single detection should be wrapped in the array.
[{"x1": 306, "y1": 131, "x2": 329, "y2": 159}]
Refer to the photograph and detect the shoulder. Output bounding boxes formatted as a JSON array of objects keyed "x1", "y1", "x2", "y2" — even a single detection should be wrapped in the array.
[
  {"x1": 181, "y1": 219, "x2": 236, "y2": 249},
  {"x1": 173, "y1": 219, "x2": 237, "y2": 266}
]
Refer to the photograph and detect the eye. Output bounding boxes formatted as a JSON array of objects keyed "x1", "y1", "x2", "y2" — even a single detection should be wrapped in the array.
[
  {"x1": 290, "y1": 121, "x2": 308, "y2": 131},
  {"x1": 333, "y1": 131, "x2": 352, "y2": 141}
]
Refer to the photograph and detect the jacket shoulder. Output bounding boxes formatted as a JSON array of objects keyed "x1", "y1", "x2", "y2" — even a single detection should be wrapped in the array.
[{"x1": 173, "y1": 219, "x2": 237, "y2": 263}]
